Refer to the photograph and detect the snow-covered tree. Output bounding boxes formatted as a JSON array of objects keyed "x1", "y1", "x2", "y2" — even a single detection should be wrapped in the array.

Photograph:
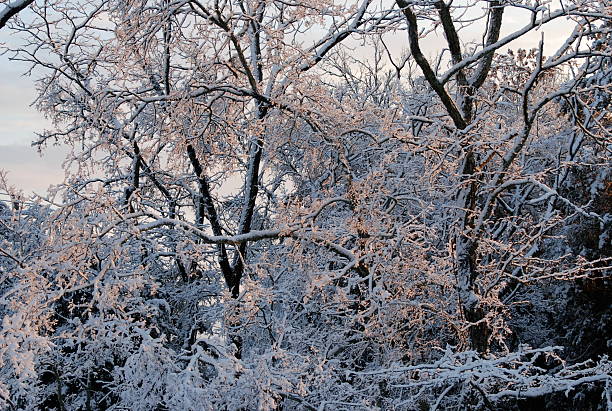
[{"x1": 0, "y1": 0, "x2": 610, "y2": 409}]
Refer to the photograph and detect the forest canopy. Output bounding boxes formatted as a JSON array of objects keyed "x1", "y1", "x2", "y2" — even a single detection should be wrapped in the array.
[{"x1": 0, "y1": 0, "x2": 610, "y2": 409}]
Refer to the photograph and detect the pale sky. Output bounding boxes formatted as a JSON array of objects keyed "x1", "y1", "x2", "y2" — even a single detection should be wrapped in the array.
[
  {"x1": 0, "y1": 19, "x2": 64, "y2": 195},
  {"x1": 0, "y1": 2, "x2": 573, "y2": 195}
]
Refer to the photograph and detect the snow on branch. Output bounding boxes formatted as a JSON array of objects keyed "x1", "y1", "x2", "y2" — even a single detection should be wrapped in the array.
[
  {"x1": 0, "y1": 0, "x2": 33, "y2": 29},
  {"x1": 350, "y1": 346, "x2": 611, "y2": 407}
]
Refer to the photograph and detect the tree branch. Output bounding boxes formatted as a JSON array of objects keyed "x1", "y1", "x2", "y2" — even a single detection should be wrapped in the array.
[
  {"x1": 396, "y1": 0, "x2": 467, "y2": 129},
  {"x1": 187, "y1": 144, "x2": 234, "y2": 288},
  {"x1": 440, "y1": 5, "x2": 576, "y2": 85},
  {"x1": 469, "y1": 1, "x2": 504, "y2": 89},
  {"x1": 0, "y1": 0, "x2": 34, "y2": 30},
  {"x1": 435, "y1": 0, "x2": 467, "y2": 87}
]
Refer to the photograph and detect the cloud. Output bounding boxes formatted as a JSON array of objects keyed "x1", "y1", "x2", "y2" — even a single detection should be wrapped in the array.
[
  {"x1": 0, "y1": 144, "x2": 65, "y2": 194},
  {"x1": 1, "y1": 27, "x2": 60, "y2": 194},
  {"x1": 0, "y1": 25, "x2": 52, "y2": 147}
]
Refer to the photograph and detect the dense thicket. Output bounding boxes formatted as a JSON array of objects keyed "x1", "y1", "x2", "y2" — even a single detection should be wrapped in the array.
[{"x1": 0, "y1": 0, "x2": 610, "y2": 409}]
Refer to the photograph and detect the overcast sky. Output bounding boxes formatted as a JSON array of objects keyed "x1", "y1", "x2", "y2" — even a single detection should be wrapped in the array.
[
  {"x1": 0, "y1": 22, "x2": 64, "y2": 195},
  {"x1": 0, "y1": 3, "x2": 572, "y2": 196}
]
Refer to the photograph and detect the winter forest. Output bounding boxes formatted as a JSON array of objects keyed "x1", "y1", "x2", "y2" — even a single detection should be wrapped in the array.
[{"x1": 0, "y1": 0, "x2": 610, "y2": 409}]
